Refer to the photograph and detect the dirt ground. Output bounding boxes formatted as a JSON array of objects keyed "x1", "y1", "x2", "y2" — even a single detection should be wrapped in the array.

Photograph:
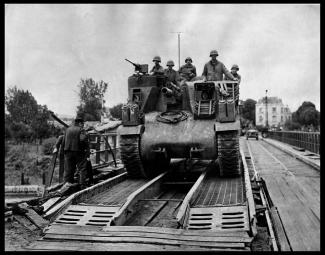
[{"x1": 5, "y1": 219, "x2": 42, "y2": 251}]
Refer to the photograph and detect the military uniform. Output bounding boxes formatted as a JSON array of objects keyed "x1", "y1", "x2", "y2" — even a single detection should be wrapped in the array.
[
  {"x1": 63, "y1": 124, "x2": 90, "y2": 186},
  {"x1": 225, "y1": 72, "x2": 241, "y2": 104},
  {"x1": 150, "y1": 65, "x2": 164, "y2": 75},
  {"x1": 179, "y1": 63, "x2": 197, "y2": 81},
  {"x1": 164, "y1": 69, "x2": 180, "y2": 85},
  {"x1": 202, "y1": 60, "x2": 235, "y2": 81}
]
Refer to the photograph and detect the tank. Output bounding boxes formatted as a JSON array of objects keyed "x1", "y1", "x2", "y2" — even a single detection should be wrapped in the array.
[{"x1": 118, "y1": 60, "x2": 241, "y2": 179}]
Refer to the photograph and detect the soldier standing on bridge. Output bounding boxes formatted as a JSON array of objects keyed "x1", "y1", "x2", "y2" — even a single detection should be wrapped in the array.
[
  {"x1": 179, "y1": 57, "x2": 197, "y2": 83},
  {"x1": 202, "y1": 50, "x2": 238, "y2": 82},
  {"x1": 63, "y1": 116, "x2": 90, "y2": 190},
  {"x1": 150, "y1": 56, "x2": 164, "y2": 75}
]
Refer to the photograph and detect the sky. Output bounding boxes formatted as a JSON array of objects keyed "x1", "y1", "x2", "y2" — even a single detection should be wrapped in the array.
[{"x1": 5, "y1": 4, "x2": 320, "y2": 117}]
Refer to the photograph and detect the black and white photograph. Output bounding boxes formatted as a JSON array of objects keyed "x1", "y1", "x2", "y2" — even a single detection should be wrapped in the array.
[{"x1": 5, "y1": 4, "x2": 320, "y2": 251}]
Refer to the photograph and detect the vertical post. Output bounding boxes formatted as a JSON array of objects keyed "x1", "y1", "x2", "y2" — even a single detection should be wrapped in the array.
[
  {"x1": 178, "y1": 33, "x2": 180, "y2": 70},
  {"x1": 105, "y1": 134, "x2": 109, "y2": 162},
  {"x1": 265, "y1": 90, "x2": 268, "y2": 129},
  {"x1": 96, "y1": 135, "x2": 100, "y2": 165}
]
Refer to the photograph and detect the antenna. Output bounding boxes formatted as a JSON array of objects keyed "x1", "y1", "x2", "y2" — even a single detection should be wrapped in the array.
[{"x1": 170, "y1": 32, "x2": 183, "y2": 69}]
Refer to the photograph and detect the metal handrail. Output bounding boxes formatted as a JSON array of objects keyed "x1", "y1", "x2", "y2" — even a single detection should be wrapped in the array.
[{"x1": 267, "y1": 131, "x2": 320, "y2": 154}]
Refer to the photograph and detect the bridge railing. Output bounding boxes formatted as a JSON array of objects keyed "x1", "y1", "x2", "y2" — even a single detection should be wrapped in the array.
[
  {"x1": 267, "y1": 131, "x2": 320, "y2": 155},
  {"x1": 88, "y1": 132, "x2": 120, "y2": 169}
]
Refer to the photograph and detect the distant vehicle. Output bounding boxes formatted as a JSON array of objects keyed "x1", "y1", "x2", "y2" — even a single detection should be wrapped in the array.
[{"x1": 246, "y1": 129, "x2": 259, "y2": 140}]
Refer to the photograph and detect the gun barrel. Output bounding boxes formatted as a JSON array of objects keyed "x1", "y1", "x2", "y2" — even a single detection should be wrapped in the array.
[
  {"x1": 125, "y1": 58, "x2": 140, "y2": 67},
  {"x1": 169, "y1": 82, "x2": 180, "y2": 91},
  {"x1": 161, "y1": 87, "x2": 173, "y2": 96}
]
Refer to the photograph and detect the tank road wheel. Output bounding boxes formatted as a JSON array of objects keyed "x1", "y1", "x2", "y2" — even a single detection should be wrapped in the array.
[
  {"x1": 120, "y1": 135, "x2": 147, "y2": 179},
  {"x1": 217, "y1": 131, "x2": 241, "y2": 177}
]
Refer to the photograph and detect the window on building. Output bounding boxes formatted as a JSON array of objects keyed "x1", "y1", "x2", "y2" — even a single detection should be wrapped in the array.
[
  {"x1": 281, "y1": 116, "x2": 283, "y2": 122},
  {"x1": 259, "y1": 116, "x2": 263, "y2": 122},
  {"x1": 272, "y1": 107, "x2": 276, "y2": 113},
  {"x1": 281, "y1": 108, "x2": 283, "y2": 113},
  {"x1": 272, "y1": 115, "x2": 276, "y2": 121},
  {"x1": 259, "y1": 108, "x2": 263, "y2": 113}
]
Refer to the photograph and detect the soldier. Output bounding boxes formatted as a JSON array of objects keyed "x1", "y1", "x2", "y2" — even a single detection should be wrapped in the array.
[
  {"x1": 63, "y1": 116, "x2": 90, "y2": 190},
  {"x1": 225, "y1": 64, "x2": 241, "y2": 106},
  {"x1": 179, "y1": 57, "x2": 197, "y2": 82},
  {"x1": 150, "y1": 56, "x2": 164, "y2": 75},
  {"x1": 202, "y1": 50, "x2": 238, "y2": 82},
  {"x1": 164, "y1": 60, "x2": 180, "y2": 85},
  {"x1": 225, "y1": 64, "x2": 241, "y2": 84}
]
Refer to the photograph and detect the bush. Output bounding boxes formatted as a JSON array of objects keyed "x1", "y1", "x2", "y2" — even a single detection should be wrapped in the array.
[{"x1": 42, "y1": 137, "x2": 57, "y2": 155}]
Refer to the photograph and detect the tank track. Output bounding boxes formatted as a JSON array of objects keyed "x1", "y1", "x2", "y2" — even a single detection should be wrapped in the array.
[
  {"x1": 119, "y1": 135, "x2": 147, "y2": 179},
  {"x1": 120, "y1": 135, "x2": 169, "y2": 179},
  {"x1": 217, "y1": 131, "x2": 241, "y2": 177}
]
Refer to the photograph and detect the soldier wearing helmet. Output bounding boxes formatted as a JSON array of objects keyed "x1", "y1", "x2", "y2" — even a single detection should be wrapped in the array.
[
  {"x1": 164, "y1": 60, "x2": 180, "y2": 85},
  {"x1": 179, "y1": 57, "x2": 197, "y2": 82},
  {"x1": 225, "y1": 64, "x2": 241, "y2": 107},
  {"x1": 202, "y1": 50, "x2": 238, "y2": 82},
  {"x1": 150, "y1": 56, "x2": 164, "y2": 75},
  {"x1": 225, "y1": 64, "x2": 241, "y2": 83}
]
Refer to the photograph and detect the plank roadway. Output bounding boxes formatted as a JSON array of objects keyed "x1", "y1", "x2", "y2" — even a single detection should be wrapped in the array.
[
  {"x1": 26, "y1": 224, "x2": 252, "y2": 251},
  {"x1": 242, "y1": 138, "x2": 320, "y2": 251},
  {"x1": 82, "y1": 179, "x2": 147, "y2": 206}
]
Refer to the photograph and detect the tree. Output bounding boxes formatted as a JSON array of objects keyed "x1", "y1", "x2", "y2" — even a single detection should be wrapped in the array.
[
  {"x1": 292, "y1": 101, "x2": 320, "y2": 127},
  {"x1": 76, "y1": 78, "x2": 108, "y2": 121},
  {"x1": 283, "y1": 119, "x2": 301, "y2": 131},
  {"x1": 241, "y1": 99, "x2": 257, "y2": 125},
  {"x1": 5, "y1": 86, "x2": 39, "y2": 125},
  {"x1": 109, "y1": 103, "x2": 123, "y2": 120},
  {"x1": 5, "y1": 86, "x2": 58, "y2": 143},
  {"x1": 31, "y1": 105, "x2": 52, "y2": 144}
]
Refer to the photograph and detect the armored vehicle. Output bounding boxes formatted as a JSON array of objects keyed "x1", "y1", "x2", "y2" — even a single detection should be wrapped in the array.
[{"x1": 118, "y1": 59, "x2": 241, "y2": 178}]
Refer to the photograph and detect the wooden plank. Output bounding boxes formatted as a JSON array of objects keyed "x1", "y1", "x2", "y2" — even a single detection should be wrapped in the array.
[
  {"x1": 14, "y1": 215, "x2": 39, "y2": 232},
  {"x1": 111, "y1": 172, "x2": 167, "y2": 226},
  {"x1": 123, "y1": 200, "x2": 167, "y2": 226},
  {"x1": 26, "y1": 240, "x2": 235, "y2": 251},
  {"x1": 44, "y1": 230, "x2": 251, "y2": 243},
  {"x1": 43, "y1": 233, "x2": 246, "y2": 248},
  {"x1": 25, "y1": 208, "x2": 49, "y2": 230},
  {"x1": 46, "y1": 224, "x2": 251, "y2": 240},
  {"x1": 42, "y1": 197, "x2": 61, "y2": 213},
  {"x1": 269, "y1": 207, "x2": 291, "y2": 251},
  {"x1": 176, "y1": 169, "x2": 208, "y2": 226},
  {"x1": 240, "y1": 148, "x2": 257, "y2": 237}
]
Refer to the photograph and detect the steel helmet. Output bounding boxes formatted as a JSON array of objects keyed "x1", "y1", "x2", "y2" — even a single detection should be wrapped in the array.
[
  {"x1": 166, "y1": 60, "x2": 175, "y2": 66},
  {"x1": 231, "y1": 64, "x2": 239, "y2": 70},
  {"x1": 185, "y1": 57, "x2": 192, "y2": 63},
  {"x1": 152, "y1": 56, "x2": 161, "y2": 62},
  {"x1": 209, "y1": 50, "x2": 219, "y2": 56}
]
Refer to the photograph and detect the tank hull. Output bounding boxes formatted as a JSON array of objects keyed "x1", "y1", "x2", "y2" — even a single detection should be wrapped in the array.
[{"x1": 140, "y1": 111, "x2": 217, "y2": 160}]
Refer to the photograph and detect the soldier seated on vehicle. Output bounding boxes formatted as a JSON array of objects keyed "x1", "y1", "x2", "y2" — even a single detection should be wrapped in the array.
[
  {"x1": 179, "y1": 57, "x2": 197, "y2": 84},
  {"x1": 164, "y1": 60, "x2": 182, "y2": 101},
  {"x1": 150, "y1": 56, "x2": 164, "y2": 75}
]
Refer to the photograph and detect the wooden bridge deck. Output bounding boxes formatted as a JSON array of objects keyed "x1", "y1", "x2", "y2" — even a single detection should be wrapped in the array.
[{"x1": 242, "y1": 138, "x2": 320, "y2": 251}]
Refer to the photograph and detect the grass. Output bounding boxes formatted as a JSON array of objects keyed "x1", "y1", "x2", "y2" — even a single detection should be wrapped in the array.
[{"x1": 5, "y1": 142, "x2": 60, "y2": 186}]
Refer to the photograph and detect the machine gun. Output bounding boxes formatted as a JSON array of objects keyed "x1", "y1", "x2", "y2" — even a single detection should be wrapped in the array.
[
  {"x1": 161, "y1": 82, "x2": 181, "y2": 96},
  {"x1": 125, "y1": 59, "x2": 148, "y2": 74}
]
